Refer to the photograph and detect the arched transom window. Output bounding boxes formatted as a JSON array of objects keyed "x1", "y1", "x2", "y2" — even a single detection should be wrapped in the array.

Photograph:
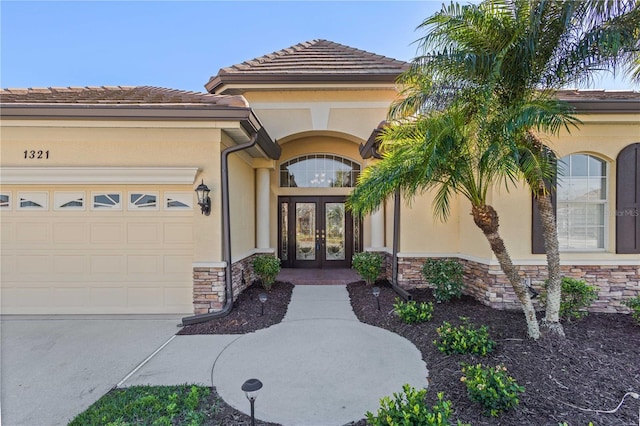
[
  {"x1": 280, "y1": 154, "x2": 361, "y2": 188},
  {"x1": 557, "y1": 153, "x2": 608, "y2": 250}
]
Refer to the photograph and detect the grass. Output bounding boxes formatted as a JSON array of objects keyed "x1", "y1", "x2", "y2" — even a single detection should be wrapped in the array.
[{"x1": 68, "y1": 385, "x2": 217, "y2": 426}]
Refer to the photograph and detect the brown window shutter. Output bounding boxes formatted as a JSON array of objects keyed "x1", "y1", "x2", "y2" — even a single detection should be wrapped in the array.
[
  {"x1": 531, "y1": 175, "x2": 556, "y2": 254},
  {"x1": 616, "y1": 143, "x2": 640, "y2": 254}
]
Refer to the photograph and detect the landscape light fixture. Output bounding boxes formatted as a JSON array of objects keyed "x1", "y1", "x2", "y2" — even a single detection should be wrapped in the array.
[
  {"x1": 259, "y1": 293, "x2": 268, "y2": 316},
  {"x1": 241, "y1": 378, "x2": 263, "y2": 426},
  {"x1": 195, "y1": 180, "x2": 211, "y2": 216},
  {"x1": 372, "y1": 286, "x2": 381, "y2": 311},
  {"x1": 524, "y1": 278, "x2": 539, "y2": 299}
]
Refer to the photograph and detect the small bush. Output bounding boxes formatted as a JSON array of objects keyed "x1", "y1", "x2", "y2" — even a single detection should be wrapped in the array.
[
  {"x1": 434, "y1": 318, "x2": 495, "y2": 356},
  {"x1": 623, "y1": 295, "x2": 640, "y2": 325},
  {"x1": 252, "y1": 255, "x2": 281, "y2": 291},
  {"x1": 461, "y1": 363, "x2": 524, "y2": 417},
  {"x1": 421, "y1": 258, "x2": 465, "y2": 302},
  {"x1": 393, "y1": 298, "x2": 434, "y2": 324},
  {"x1": 365, "y1": 384, "x2": 467, "y2": 426},
  {"x1": 352, "y1": 251, "x2": 383, "y2": 286},
  {"x1": 542, "y1": 277, "x2": 598, "y2": 321}
]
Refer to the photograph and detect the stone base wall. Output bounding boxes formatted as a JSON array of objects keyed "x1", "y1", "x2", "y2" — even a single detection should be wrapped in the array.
[
  {"x1": 192, "y1": 253, "x2": 262, "y2": 315},
  {"x1": 395, "y1": 256, "x2": 639, "y2": 314}
]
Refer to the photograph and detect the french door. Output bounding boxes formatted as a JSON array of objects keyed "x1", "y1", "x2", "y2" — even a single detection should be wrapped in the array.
[{"x1": 278, "y1": 196, "x2": 360, "y2": 268}]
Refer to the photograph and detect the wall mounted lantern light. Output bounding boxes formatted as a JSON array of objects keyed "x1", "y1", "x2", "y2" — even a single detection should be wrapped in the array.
[
  {"x1": 195, "y1": 180, "x2": 211, "y2": 216},
  {"x1": 242, "y1": 378, "x2": 263, "y2": 426}
]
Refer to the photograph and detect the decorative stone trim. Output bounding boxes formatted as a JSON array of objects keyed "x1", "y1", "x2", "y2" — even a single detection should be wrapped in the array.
[
  {"x1": 191, "y1": 252, "x2": 265, "y2": 315},
  {"x1": 394, "y1": 256, "x2": 639, "y2": 314}
]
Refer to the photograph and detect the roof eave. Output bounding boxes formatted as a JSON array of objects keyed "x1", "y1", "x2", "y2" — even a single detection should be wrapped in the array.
[
  {"x1": 563, "y1": 99, "x2": 640, "y2": 113},
  {"x1": 206, "y1": 72, "x2": 404, "y2": 94}
]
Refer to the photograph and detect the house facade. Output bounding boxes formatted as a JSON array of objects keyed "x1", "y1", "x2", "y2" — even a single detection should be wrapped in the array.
[{"x1": 1, "y1": 40, "x2": 638, "y2": 316}]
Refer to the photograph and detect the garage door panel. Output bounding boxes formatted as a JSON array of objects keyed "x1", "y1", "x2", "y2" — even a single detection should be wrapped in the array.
[
  {"x1": 91, "y1": 223, "x2": 125, "y2": 244},
  {"x1": 127, "y1": 255, "x2": 160, "y2": 274},
  {"x1": 165, "y1": 287, "x2": 193, "y2": 308},
  {"x1": 16, "y1": 222, "x2": 51, "y2": 244},
  {"x1": 164, "y1": 223, "x2": 192, "y2": 244},
  {"x1": 1, "y1": 222, "x2": 15, "y2": 243},
  {"x1": 53, "y1": 255, "x2": 88, "y2": 274},
  {"x1": 128, "y1": 287, "x2": 163, "y2": 307},
  {"x1": 90, "y1": 255, "x2": 125, "y2": 274},
  {"x1": 52, "y1": 287, "x2": 89, "y2": 307},
  {"x1": 164, "y1": 255, "x2": 193, "y2": 273},
  {"x1": 127, "y1": 223, "x2": 161, "y2": 244},
  {"x1": 2, "y1": 254, "x2": 16, "y2": 275},
  {"x1": 16, "y1": 255, "x2": 52, "y2": 274},
  {"x1": 3, "y1": 286, "x2": 53, "y2": 308},
  {"x1": 54, "y1": 222, "x2": 89, "y2": 244},
  {"x1": 90, "y1": 287, "x2": 127, "y2": 307}
]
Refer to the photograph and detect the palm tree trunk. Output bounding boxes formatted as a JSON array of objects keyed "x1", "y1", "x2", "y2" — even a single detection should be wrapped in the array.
[
  {"x1": 535, "y1": 186, "x2": 565, "y2": 337},
  {"x1": 472, "y1": 204, "x2": 541, "y2": 340}
]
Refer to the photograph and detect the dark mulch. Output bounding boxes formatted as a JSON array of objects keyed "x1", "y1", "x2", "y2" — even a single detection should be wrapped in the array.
[
  {"x1": 178, "y1": 281, "x2": 294, "y2": 335},
  {"x1": 348, "y1": 280, "x2": 640, "y2": 426}
]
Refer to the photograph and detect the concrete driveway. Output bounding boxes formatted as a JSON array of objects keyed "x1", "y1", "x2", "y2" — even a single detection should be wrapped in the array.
[{"x1": 1, "y1": 315, "x2": 182, "y2": 426}]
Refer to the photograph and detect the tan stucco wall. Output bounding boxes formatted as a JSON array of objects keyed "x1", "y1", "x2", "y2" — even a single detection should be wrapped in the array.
[
  {"x1": 243, "y1": 89, "x2": 397, "y2": 148},
  {"x1": 395, "y1": 112, "x2": 640, "y2": 263},
  {"x1": 226, "y1": 141, "x2": 257, "y2": 261}
]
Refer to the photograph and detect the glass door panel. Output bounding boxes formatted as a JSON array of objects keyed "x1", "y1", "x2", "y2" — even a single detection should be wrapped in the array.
[
  {"x1": 295, "y1": 202, "x2": 316, "y2": 261},
  {"x1": 325, "y1": 202, "x2": 345, "y2": 261}
]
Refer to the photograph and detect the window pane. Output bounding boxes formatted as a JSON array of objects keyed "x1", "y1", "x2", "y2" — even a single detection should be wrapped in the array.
[
  {"x1": 588, "y1": 156, "x2": 606, "y2": 177},
  {"x1": 571, "y1": 154, "x2": 588, "y2": 176},
  {"x1": 280, "y1": 154, "x2": 360, "y2": 188}
]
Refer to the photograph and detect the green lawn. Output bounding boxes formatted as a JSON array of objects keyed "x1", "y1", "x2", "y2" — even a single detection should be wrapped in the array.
[{"x1": 69, "y1": 385, "x2": 218, "y2": 426}]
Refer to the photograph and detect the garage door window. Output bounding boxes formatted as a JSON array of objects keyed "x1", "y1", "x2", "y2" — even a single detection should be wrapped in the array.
[
  {"x1": 18, "y1": 192, "x2": 48, "y2": 210},
  {"x1": 54, "y1": 192, "x2": 85, "y2": 210},
  {"x1": 92, "y1": 193, "x2": 122, "y2": 210},
  {"x1": 165, "y1": 192, "x2": 192, "y2": 210},
  {"x1": 0, "y1": 193, "x2": 10, "y2": 209},
  {"x1": 129, "y1": 192, "x2": 158, "y2": 210}
]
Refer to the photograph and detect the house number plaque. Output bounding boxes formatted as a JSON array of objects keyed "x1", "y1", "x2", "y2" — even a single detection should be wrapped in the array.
[{"x1": 23, "y1": 150, "x2": 50, "y2": 159}]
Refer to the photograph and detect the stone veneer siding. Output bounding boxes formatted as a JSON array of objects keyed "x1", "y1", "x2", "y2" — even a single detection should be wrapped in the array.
[
  {"x1": 395, "y1": 256, "x2": 639, "y2": 314},
  {"x1": 192, "y1": 253, "x2": 262, "y2": 315}
]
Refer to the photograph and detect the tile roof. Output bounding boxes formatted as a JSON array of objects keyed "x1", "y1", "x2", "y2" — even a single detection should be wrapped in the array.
[
  {"x1": 205, "y1": 39, "x2": 409, "y2": 92},
  {"x1": 0, "y1": 85, "x2": 248, "y2": 107},
  {"x1": 555, "y1": 89, "x2": 640, "y2": 101}
]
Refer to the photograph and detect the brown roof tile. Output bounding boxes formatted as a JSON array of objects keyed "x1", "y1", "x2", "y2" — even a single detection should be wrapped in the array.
[
  {"x1": 555, "y1": 89, "x2": 640, "y2": 101},
  {"x1": 0, "y1": 85, "x2": 249, "y2": 107},
  {"x1": 205, "y1": 39, "x2": 409, "y2": 92}
]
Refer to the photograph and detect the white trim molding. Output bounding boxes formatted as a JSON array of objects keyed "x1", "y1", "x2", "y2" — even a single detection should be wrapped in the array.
[
  {"x1": 0, "y1": 167, "x2": 199, "y2": 185},
  {"x1": 193, "y1": 261, "x2": 227, "y2": 269}
]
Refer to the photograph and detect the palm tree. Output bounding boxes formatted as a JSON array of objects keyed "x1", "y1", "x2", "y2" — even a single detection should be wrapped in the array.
[
  {"x1": 350, "y1": 89, "x2": 556, "y2": 338},
  {"x1": 384, "y1": 0, "x2": 639, "y2": 337}
]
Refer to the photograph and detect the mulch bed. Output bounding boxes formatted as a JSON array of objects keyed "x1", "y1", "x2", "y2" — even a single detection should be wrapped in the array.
[
  {"x1": 347, "y1": 280, "x2": 640, "y2": 426},
  {"x1": 173, "y1": 279, "x2": 640, "y2": 425},
  {"x1": 178, "y1": 281, "x2": 294, "y2": 335}
]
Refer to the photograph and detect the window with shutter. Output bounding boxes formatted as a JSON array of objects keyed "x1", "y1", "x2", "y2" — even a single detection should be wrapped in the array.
[{"x1": 616, "y1": 143, "x2": 640, "y2": 254}]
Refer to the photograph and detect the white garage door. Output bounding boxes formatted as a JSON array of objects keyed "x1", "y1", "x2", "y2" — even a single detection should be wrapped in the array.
[{"x1": 1, "y1": 188, "x2": 194, "y2": 314}]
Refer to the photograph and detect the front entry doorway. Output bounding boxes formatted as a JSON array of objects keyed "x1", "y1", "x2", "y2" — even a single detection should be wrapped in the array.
[{"x1": 278, "y1": 196, "x2": 360, "y2": 268}]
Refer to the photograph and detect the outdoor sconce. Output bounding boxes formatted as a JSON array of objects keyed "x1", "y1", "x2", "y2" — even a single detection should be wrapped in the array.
[
  {"x1": 372, "y1": 286, "x2": 381, "y2": 311},
  {"x1": 524, "y1": 278, "x2": 539, "y2": 299},
  {"x1": 195, "y1": 180, "x2": 211, "y2": 216},
  {"x1": 241, "y1": 378, "x2": 263, "y2": 426},
  {"x1": 259, "y1": 293, "x2": 268, "y2": 316}
]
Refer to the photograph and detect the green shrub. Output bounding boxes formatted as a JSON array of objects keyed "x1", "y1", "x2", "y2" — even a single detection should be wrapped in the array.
[
  {"x1": 460, "y1": 363, "x2": 524, "y2": 417},
  {"x1": 252, "y1": 255, "x2": 281, "y2": 291},
  {"x1": 623, "y1": 295, "x2": 640, "y2": 325},
  {"x1": 542, "y1": 277, "x2": 598, "y2": 321},
  {"x1": 393, "y1": 298, "x2": 434, "y2": 324},
  {"x1": 352, "y1": 251, "x2": 383, "y2": 286},
  {"x1": 421, "y1": 258, "x2": 465, "y2": 302},
  {"x1": 365, "y1": 384, "x2": 468, "y2": 426},
  {"x1": 434, "y1": 318, "x2": 495, "y2": 356}
]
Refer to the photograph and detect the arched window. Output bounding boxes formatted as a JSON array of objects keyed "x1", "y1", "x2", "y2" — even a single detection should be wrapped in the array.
[
  {"x1": 557, "y1": 154, "x2": 608, "y2": 250},
  {"x1": 279, "y1": 154, "x2": 360, "y2": 188}
]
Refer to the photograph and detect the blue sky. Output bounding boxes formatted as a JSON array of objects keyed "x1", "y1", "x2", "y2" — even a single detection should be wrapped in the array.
[{"x1": 1, "y1": 1, "x2": 636, "y2": 92}]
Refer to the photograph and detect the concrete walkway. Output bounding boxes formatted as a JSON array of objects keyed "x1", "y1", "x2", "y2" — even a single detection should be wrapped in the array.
[{"x1": 121, "y1": 286, "x2": 429, "y2": 426}]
